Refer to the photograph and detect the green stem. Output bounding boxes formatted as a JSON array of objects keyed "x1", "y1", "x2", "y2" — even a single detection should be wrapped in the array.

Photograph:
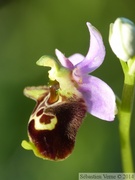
[{"x1": 118, "y1": 71, "x2": 135, "y2": 172}]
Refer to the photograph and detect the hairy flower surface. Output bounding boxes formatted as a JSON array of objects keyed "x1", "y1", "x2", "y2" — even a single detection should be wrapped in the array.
[{"x1": 22, "y1": 22, "x2": 116, "y2": 161}]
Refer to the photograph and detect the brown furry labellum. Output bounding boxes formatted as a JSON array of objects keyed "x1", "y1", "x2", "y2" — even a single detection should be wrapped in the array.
[{"x1": 25, "y1": 82, "x2": 87, "y2": 161}]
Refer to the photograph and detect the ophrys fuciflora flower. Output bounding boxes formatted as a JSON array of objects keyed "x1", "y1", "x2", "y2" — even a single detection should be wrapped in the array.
[{"x1": 22, "y1": 23, "x2": 116, "y2": 161}]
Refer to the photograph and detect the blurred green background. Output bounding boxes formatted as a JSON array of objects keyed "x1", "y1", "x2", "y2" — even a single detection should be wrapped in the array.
[{"x1": 0, "y1": 0, "x2": 135, "y2": 179}]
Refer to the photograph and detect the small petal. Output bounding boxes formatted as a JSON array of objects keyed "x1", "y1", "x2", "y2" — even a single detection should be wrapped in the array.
[
  {"x1": 36, "y1": 55, "x2": 58, "y2": 68},
  {"x1": 77, "y1": 22, "x2": 105, "y2": 74},
  {"x1": 79, "y1": 75, "x2": 116, "y2": 121},
  {"x1": 55, "y1": 49, "x2": 74, "y2": 69},
  {"x1": 36, "y1": 56, "x2": 59, "y2": 81}
]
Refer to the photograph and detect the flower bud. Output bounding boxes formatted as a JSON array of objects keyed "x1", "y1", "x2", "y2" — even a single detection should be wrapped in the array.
[{"x1": 109, "y1": 17, "x2": 135, "y2": 61}]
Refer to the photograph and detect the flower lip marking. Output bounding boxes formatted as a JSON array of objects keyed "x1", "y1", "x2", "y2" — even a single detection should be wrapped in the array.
[{"x1": 36, "y1": 108, "x2": 44, "y2": 117}]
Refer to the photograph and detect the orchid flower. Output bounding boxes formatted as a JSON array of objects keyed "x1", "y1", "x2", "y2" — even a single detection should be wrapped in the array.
[{"x1": 22, "y1": 22, "x2": 116, "y2": 161}]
